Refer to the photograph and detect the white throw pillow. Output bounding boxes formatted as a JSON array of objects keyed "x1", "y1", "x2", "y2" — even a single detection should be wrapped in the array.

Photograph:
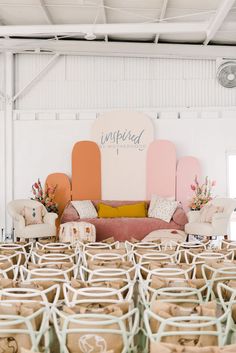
[
  {"x1": 148, "y1": 195, "x2": 178, "y2": 223},
  {"x1": 71, "y1": 200, "x2": 98, "y2": 219}
]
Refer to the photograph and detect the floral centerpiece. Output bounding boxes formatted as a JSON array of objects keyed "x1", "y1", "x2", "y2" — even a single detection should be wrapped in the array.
[
  {"x1": 31, "y1": 179, "x2": 59, "y2": 214},
  {"x1": 189, "y1": 176, "x2": 216, "y2": 211}
]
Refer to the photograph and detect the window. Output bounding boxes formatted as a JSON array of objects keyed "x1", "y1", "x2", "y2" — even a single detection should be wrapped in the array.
[{"x1": 227, "y1": 152, "x2": 236, "y2": 198}]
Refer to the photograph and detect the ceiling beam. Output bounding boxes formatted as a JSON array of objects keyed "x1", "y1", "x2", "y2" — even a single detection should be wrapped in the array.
[
  {"x1": 38, "y1": 0, "x2": 59, "y2": 41},
  {"x1": 155, "y1": 0, "x2": 168, "y2": 43},
  {"x1": 1, "y1": 40, "x2": 236, "y2": 59},
  {"x1": 38, "y1": 0, "x2": 53, "y2": 25},
  {"x1": 204, "y1": 0, "x2": 235, "y2": 45},
  {"x1": 0, "y1": 22, "x2": 207, "y2": 37}
]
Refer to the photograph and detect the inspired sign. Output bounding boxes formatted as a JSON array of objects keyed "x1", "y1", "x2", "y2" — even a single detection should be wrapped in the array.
[
  {"x1": 100, "y1": 128, "x2": 146, "y2": 154},
  {"x1": 91, "y1": 111, "x2": 154, "y2": 200}
]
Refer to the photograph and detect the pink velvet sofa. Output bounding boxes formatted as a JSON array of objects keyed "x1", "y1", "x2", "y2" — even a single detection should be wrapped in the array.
[{"x1": 60, "y1": 200, "x2": 188, "y2": 242}]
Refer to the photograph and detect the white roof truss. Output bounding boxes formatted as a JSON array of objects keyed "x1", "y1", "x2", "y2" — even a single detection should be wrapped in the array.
[
  {"x1": 204, "y1": 0, "x2": 235, "y2": 45},
  {"x1": 155, "y1": 0, "x2": 168, "y2": 44},
  {"x1": 0, "y1": 22, "x2": 207, "y2": 37},
  {"x1": 0, "y1": 1, "x2": 233, "y2": 53}
]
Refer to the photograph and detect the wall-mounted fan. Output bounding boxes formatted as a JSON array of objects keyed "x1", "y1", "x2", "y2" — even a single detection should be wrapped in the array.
[{"x1": 217, "y1": 61, "x2": 236, "y2": 88}]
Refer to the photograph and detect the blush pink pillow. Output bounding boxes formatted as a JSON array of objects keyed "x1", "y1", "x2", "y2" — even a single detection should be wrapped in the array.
[{"x1": 172, "y1": 207, "x2": 188, "y2": 226}]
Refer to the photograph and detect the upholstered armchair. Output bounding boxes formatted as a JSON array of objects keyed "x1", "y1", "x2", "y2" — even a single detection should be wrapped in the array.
[
  {"x1": 185, "y1": 198, "x2": 236, "y2": 239},
  {"x1": 7, "y1": 199, "x2": 58, "y2": 241}
]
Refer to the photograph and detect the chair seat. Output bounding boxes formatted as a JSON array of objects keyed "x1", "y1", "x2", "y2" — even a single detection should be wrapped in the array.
[
  {"x1": 18, "y1": 223, "x2": 56, "y2": 239},
  {"x1": 185, "y1": 222, "x2": 214, "y2": 237}
]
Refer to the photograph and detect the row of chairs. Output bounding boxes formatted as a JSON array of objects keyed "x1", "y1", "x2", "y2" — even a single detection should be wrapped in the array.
[{"x1": 0, "y1": 239, "x2": 236, "y2": 352}]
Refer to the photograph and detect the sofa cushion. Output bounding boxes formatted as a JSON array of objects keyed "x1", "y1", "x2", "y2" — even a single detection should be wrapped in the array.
[
  {"x1": 172, "y1": 207, "x2": 188, "y2": 226},
  {"x1": 148, "y1": 196, "x2": 178, "y2": 222},
  {"x1": 71, "y1": 200, "x2": 98, "y2": 219},
  {"x1": 98, "y1": 202, "x2": 147, "y2": 218},
  {"x1": 22, "y1": 205, "x2": 43, "y2": 226}
]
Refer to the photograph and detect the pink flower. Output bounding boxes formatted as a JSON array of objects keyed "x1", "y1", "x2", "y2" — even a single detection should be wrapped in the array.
[
  {"x1": 212, "y1": 180, "x2": 216, "y2": 187},
  {"x1": 190, "y1": 184, "x2": 196, "y2": 191}
]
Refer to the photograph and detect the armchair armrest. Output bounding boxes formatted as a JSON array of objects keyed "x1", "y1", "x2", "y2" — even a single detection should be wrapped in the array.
[
  {"x1": 212, "y1": 213, "x2": 229, "y2": 236},
  {"x1": 187, "y1": 210, "x2": 201, "y2": 223},
  {"x1": 14, "y1": 214, "x2": 25, "y2": 229},
  {"x1": 43, "y1": 212, "x2": 58, "y2": 226}
]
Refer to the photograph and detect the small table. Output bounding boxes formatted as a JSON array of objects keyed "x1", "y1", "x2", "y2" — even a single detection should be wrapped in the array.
[{"x1": 143, "y1": 229, "x2": 186, "y2": 243}]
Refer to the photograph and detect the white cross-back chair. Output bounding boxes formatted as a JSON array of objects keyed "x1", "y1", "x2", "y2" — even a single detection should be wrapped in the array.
[
  {"x1": 80, "y1": 265, "x2": 137, "y2": 282},
  {"x1": 185, "y1": 250, "x2": 234, "y2": 264},
  {"x1": 83, "y1": 251, "x2": 132, "y2": 267},
  {"x1": 0, "y1": 302, "x2": 50, "y2": 352},
  {"x1": 138, "y1": 264, "x2": 196, "y2": 282},
  {"x1": 31, "y1": 251, "x2": 81, "y2": 266},
  {"x1": 0, "y1": 242, "x2": 33, "y2": 253},
  {"x1": 202, "y1": 264, "x2": 236, "y2": 301},
  {"x1": 53, "y1": 306, "x2": 139, "y2": 353},
  {"x1": 0, "y1": 253, "x2": 22, "y2": 280},
  {"x1": 63, "y1": 281, "x2": 134, "y2": 307},
  {"x1": 177, "y1": 241, "x2": 209, "y2": 251},
  {"x1": 125, "y1": 241, "x2": 161, "y2": 252},
  {"x1": 139, "y1": 282, "x2": 205, "y2": 309},
  {"x1": 143, "y1": 307, "x2": 231, "y2": 347},
  {"x1": 0, "y1": 284, "x2": 60, "y2": 309},
  {"x1": 76, "y1": 241, "x2": 120, "y2": 252},
  {"x1": 135, "y1": 251, "x2": 177, "y2": 266},
  {"x1": 160, "y1": 240, "x2": 179, "y2": 251},
  {"x1": 20, "y1": 264, "x2": 79, "y2": 283},
  {"x1": 36, "y1": 242, "x2": 73, "y2": 252}
]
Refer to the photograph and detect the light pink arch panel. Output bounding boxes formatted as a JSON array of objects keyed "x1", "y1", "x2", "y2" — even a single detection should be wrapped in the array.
[
  {"x1": 147, "y1": 140, "x2": 176, "y2": 199},
  {"x1": 176, "y1": 156, "x2": 201, "y2": 211}
]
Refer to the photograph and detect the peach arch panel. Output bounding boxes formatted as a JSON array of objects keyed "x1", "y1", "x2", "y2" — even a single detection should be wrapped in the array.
[
  {"x1": 146, "y1": 140, "x2": 176, "y2": 199},
  {"x1": 45, "y1": 173, "x2": 71, "y2": 223},
  {"x1": 176, "y1": 156, "x2": 201, "y2": 211},
  {"x1": 91, "y1": 111, "x2": 154, "y2": 200},
  {"x1": 72, "y1": 141, "x2": 101, "y2": 200}
]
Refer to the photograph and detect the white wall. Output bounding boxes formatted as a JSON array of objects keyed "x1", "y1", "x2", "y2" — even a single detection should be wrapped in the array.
[
  {"x1": 13, "y1": 117, "x2": 236, "y2": 203},
  {"x1": 2, "y1": 52, "x2": 236, "y2": 230},
  {"x1": 14, "y1": 54, "x2": 236, "y2": 109}
]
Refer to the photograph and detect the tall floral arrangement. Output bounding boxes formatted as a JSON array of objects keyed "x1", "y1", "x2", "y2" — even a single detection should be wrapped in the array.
[
  {"x1": 189, "y1": 176, "x2": 216, "y2": 210},
  {"x1": 31, "y1": 179, "x2": 59, "y2": 214}
]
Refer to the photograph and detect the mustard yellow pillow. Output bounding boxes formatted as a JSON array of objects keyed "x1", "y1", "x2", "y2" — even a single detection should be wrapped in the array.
[{"x1": 98, "y1": 202, "x2": 147, "y2": 218}]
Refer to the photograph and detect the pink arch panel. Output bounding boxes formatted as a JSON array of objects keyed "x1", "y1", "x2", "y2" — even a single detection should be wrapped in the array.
[
  {"x1": 147, "y1": 140, "x2": 176, "y2": 199},
  {"x1": 72, "y1": 141, "x2": 101, "y2": 200},
  {"x1": 176, "y1": 156, "x2": 201, "y2": 211}
]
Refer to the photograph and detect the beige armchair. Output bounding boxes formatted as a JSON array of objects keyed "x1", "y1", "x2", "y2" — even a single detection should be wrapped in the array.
[
  {"x1": 185, "y1": 198, "x2": 236, "y2": 239},
  {"x1": 7, "y1": 199, "x2": 58, "y2": 241}
]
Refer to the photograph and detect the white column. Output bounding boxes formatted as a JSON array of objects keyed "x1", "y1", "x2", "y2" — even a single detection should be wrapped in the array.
[
  {"x1": 5, "y1": 52, "x2": 14, "y2": 232},
  {"x1": 0, "y1": 100, "x2": 5, "y2": 236}
]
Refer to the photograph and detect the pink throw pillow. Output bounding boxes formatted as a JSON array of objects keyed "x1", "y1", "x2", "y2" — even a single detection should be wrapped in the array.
[
  {"x1": 172, "y1": 207, "x2": 188, "y2": 226},
  {"x1": 22, "y1": 206, "x2": 43, "y2": 226}
]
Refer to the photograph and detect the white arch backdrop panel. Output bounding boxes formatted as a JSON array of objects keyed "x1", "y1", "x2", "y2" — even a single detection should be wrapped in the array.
[{"x1": 91, "y1": 111, "x2": 154, "y2": 200}]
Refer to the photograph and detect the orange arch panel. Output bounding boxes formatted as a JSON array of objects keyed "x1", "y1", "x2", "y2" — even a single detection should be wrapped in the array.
[
  {"x1": 72, "y1": 141, "x2": 101, "y2": 200},
  {"x1": 45, "y1": 173, "x2": 71, "y2": 218}
]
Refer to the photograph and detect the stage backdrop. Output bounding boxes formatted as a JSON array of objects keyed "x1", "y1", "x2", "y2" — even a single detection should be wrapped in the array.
[{"x1": 91, "y1": 111, "x2": 154, "y2": 200}]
